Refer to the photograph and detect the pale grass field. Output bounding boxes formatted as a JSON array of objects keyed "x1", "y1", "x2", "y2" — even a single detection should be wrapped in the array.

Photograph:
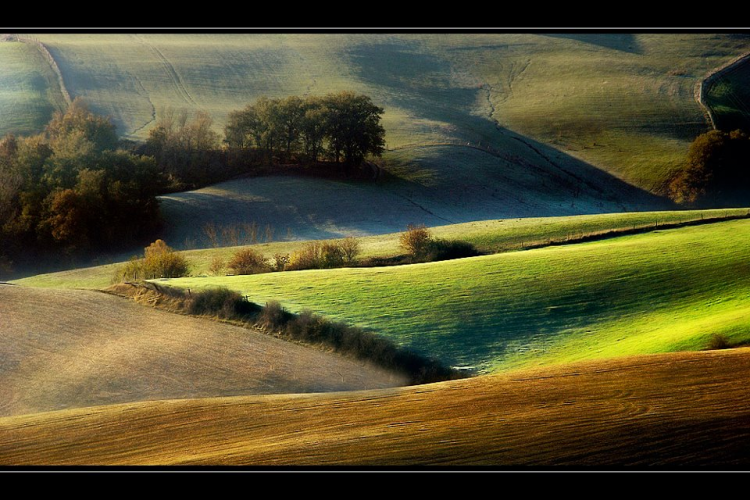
[{"x1": 0, "y1": 41, "x2": 66, "y2": 136}]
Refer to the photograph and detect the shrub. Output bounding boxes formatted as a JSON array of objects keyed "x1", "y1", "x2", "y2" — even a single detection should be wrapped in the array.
[
  {"x1": 185, "y1": 287, "x2": 260, "y2": 319},
  {"x1": 257, "y1": 300, "x2": 290, "y2": 330},
  {"x1": 399, "y1": 224, "x2": 433, "y2": 259},
  {"x1": 425, "y1": 239, "x2": 481, "y2": 262},
  {"x1": 273, "y1": 252, "x2": 290, "y2": 272},
  {"x1": 208, "y1": 255, "x2": 226, "y2": 276},
  {"x1": 143, "y1": 239, "x2": 190, "y2": 278},
  {"x1": 228, "y1": 247, "x2": 269, "y2": 275},
  {"x1": 321, "y1": 241, "x2": 345, "y2": 268},
  {"x1": 288, "y1": 241, "x2": 322, "y2": 270},
  {"x1": 708, "y1": 333, "x2": 732, "y2": 350},
  {"x1": 113, "y1": 239, "x2": 189, "y2": 282},
  {"x1": 339, "y1": 236, "x2": 361, "y2": 264},
  {"x1": 187, "y1": 287, "x2": 238, "y2": 317}
]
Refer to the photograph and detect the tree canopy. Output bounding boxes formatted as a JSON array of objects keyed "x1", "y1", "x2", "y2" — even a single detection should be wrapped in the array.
[
  {"x1": 669, "y1": 129, "x2": 750, "y2": 205},
  {"x1": 144, "y1": 107, "x2": 221, "y2": 189},
  {"x1": 0, "y1": 98, "x2": 162, "y2": 258},
  {"x1": 224, "y1": 91, "x2": 385, "y2": 171}
]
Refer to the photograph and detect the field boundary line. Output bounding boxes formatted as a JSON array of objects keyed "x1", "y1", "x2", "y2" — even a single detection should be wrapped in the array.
[
  {"x1": 696, "y1": 50, "x2": 750, "y2": 130},
  {"x1": 515, "y1": 211, "x2": 750, "y2": 253}
]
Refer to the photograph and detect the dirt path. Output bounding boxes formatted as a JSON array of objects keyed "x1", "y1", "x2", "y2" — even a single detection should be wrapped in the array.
[
  {"x1": 6, "y1": 34, "x2": 72, "y2": 108},
  {"x1": 127, "y1": 72, "x2": 158, "y2": 136}
]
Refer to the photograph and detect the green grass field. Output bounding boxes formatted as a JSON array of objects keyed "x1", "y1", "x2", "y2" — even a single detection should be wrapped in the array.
[
  {"x1": 0, "y1": 41, "x2": 66, "y2": 137},
  {"x1": 427, "y1": 33, "x2": 750, "y2": 191},
  {"x1": 14, "y1": 209, "x2": 744, "y2": 289},
  {"x1": 3, "y1": 33, "x2": 748, "y2": 195},
  {"x1": 154, "y1": 218, "x2": 750, "y2": 374},
  {"x1": 704, "y1": 57, "x2": 750, "y2": 131}
]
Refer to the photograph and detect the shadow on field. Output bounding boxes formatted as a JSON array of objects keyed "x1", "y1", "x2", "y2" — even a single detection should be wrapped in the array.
[
  {"x1": 541, "y1": 33, "x2": 644, "y2": 54},
  {"x1": 347, "y1": 39, "x2": 669, "y2": 213}
]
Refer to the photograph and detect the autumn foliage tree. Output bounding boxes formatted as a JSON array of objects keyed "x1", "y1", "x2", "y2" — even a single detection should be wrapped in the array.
[
  {"x1": 113, "y1": 239, "x2": 190, "y2": 282},
  {"x1": 669, "y1": 129, "x2": 750, "y2": 205},
  {"x1": 0, "y1": 98, "x2": 163, "y2": 257},
  {"x1": 144, "y1": 107, "x2": 222, "y2": 188}
]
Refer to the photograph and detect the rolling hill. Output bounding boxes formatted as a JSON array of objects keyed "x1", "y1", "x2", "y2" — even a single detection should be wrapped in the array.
[
  {"x1": 4, "y1": 32, "x2": 750, "y2": 467},
  {"x1": 156, "y1": 145, "x2": 667, "y2": 248},
  {"x1": 3, "y1": 33, "x2": 750, "y2": 196},
  {"x1": 158, "y1": 218, "x2": 750, "y2": 373},
  {"x1": 14, "y1": 208, "x2": 743, "y2": 288},
  {"x1": 704, "y1": 53, "x2": 750, "y2": 131},
  {"x1": 0, "y1": 283, "x2": 405, "y2": 417},
  {"x1": 3, "y1": 348, "x2": 750, "y2": 466},
  {"x1": 2, "y1": 32, "x2": 748, "y2": 258}
]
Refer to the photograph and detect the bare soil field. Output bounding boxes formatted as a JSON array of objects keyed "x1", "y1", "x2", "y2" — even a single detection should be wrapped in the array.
[
  {"x1": 0, "y1": 284, "x2": 406, "y2": 418},
  {"x1": 2, "y1": 347, "x2": 750, "y2": 466}
]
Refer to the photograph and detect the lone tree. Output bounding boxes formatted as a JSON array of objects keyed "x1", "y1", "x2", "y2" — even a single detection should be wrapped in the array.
[{"x1": 399, "y1": 224, "x2": 433, "y2": 260}]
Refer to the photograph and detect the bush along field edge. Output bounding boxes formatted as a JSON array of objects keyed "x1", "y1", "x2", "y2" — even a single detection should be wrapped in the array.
[{"x1": 106, "y1": 281, "x2": 464, "y2": 385}]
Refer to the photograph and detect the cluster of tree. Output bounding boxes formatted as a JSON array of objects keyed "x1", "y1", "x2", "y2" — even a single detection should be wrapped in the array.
[
  {"x1": 669, "y1": 129, "x2": 750, "y2": 205},
  {"x1": 0, "y1": 98, "x2": 163, "y2": 259},
  {"x1": 142, "y1": 108, "x2": 225, "y2": 190},
  {"x1": 141, "y1": 91, "x2": 386, "y2": 189},
  {"x1": 0, "y1": 92, "x2": 386, "y2": 267},
  {"x1": 224, "y1": 91, "x2": 386, "y2": 174}
]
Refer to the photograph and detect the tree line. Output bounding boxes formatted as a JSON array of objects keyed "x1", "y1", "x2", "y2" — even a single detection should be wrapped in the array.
[
  {"x1": 223, "y1": 91, "x2": 385, "y2": 170},
  {"x1": 143, "y1": 91, "x2": 386, "y2": 189},
  {"x1": 0, "y1": 91, "x2": 386, "y2": 268}
]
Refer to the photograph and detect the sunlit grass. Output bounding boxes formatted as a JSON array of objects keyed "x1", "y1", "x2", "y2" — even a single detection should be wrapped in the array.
[
  {"x1": 151, "y1": 218, "x2": 750, "y2": 373},
  {"x1": 14, "y1": 209, "x2": 745, "y2": 290}
]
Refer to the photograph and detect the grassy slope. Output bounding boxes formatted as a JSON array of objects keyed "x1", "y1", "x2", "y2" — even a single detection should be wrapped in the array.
[
  {"x1": 426, "y1": 33, "x2": 750, "y2": 191},
  {"x1": 14, "y1": 209, "x2": 744, "y2": 289},
  {"x1": 704, "y1": 56, "x2": 750, "y2": 131},
  {"x1": 6, "y1": 33, "x2": 746, "y2": 253},
  {"x1": 157, "y1": 218, "x2": 750, "y2": 373},
  {"x1": 0, "y1": 284, "x2": 405, "y2": 417},
  {"x1": 155, "y1": 157, "x2": 666, "y2": 250},
  {"x1": 24, "y1": 33, "x2": 750, "y2": 194},
  {"x1": 0, "y1": 41, "x2": 66, "y2": 137},
  {"x1": 4, "y1": 348, "x2": 750, "y2": 466}
]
